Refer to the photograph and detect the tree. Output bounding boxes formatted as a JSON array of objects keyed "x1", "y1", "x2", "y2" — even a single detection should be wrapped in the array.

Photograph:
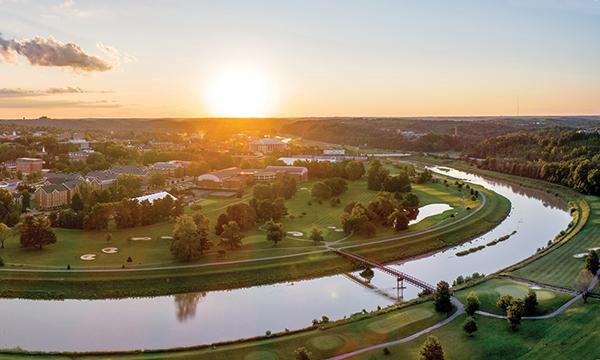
[
  {"x1": 418, "y1": 335, "x2": 444, "y2": 360},
  {"x1": 506, "y1": 298, "x2": 524, "y2": 331},
  {"x1": 215, "y1": 213, "x2": 229, "y2": 235},
  {"x1": 433, "y1": 281, "x2": 452, "y2": 313},
  {"x1": 21, "y1": 191, "x2": 30, "y2": 212},
  {"x1": 106, "y1": 232, "x2": 112, "y2": 243},
  {"x1": 149, "y1": 173, "x2": 166, "y2": 189},
  {"x1": 367, "y1": 160, "x2": 389, "y2": 191},
  {"x1": 463, "y1": 317, "x2": 478, "y2": 336},
  {"x1": 70, "y1": 193, "x2": 84, "y2": 212},
  {"x1": 219, "y1": 221, "x2": 243, "y2": 250},
  {"x1": 84, "y1": 203, "x2": 113, "y2": 230},
  {"x1": 345, "y1": 161, "x2": 365, "y2": 181},
  {"x1": 0, "y1": 223, "x2": 12, "y2": 249},
  {"x1": 575, "y1": 269, "x2": 594, "y2": 303},
  {"x1": 272, "y1": 173, "x2": 297, "y2": 199},
  {"x1": 586, "y1": 250, "x2": 599, "y2": 275},
  {"x1": 310, "y1": 227, "x2": 324, "y2": 243},
  {"x1": 497, "y1": 294, "x2": 514, "y2": 313},
  {"x1": 312, "y1": 181, "x2": 332, "y2": 201},
  {"x1": 389, "y1": 209, "x2": 409, "y2": 231},
  {"x1": 253, "y1": 183, "x2": 273, "y2": 200},
  {"x1": 265, "y1": 220, "x2": 284, "y2": 245},
  {"x1": 524, "y1": 289, "x2": 538, "y2": 315},
  {"x1": 465, "y1": 291, "x2": 480, "y2": 316},
  {"x1": 19, "y1": 215, "x2": 57, "y2": 250},
  {"x1": 171, "y1": 215, "x2": 210, "y2": 261},
  {"x1": 294, "y1": 347, "x2": 313, "y2": 360},
  {"x1": 0, "y1": 189, "x2": 20, "y2": 226}
]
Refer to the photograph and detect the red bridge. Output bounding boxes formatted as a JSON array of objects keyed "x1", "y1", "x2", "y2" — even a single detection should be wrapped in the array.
[{"x1": 333, "y1": 248, "x2": 436, "y2": 293}]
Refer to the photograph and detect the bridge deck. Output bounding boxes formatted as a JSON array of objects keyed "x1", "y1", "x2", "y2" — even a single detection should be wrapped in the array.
[{"x1": 333, "y1": 248, "x2": 436, "y2": 292}]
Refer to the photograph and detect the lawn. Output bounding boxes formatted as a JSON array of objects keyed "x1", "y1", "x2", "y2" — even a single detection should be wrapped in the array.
[
  {"x1": 0, "y1": 174, "x2": 509, "y2": 299},
  {"x1": 509, "y1": 195, "x2": 600, "y2": 290},
  {"x1": 455, "y1": 278, "x2": 574, "y2": 316},
  {"x1": 353, "y1": 299, "x2": 600, "y2": 360}
]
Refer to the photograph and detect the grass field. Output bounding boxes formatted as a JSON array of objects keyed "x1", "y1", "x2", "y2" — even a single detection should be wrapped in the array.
[
  {"x1": 454, "y1": 278, "x2": 574, "y2": 316},
  {"x1": 509, "y1": 195, "x2": 600, "y2": 290},
  {"x1": 353, "y1": 299, "x2": 600, "y2": 360},
  {"x1": 0, "y1": 173, "x2": 509, "y2": 299}
]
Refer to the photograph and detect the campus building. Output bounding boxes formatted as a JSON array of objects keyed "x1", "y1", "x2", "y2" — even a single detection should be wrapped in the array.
[
  {"x1": 249, "y1": 138, "x2": 287, "y2": 153},
  {"x1": 16, "y1": 158, "x2": 44, "y2": 174},
  {"x1": 196, "y1": 166, "x2": 308, "y2": 190},
  {"x1": 34, "y1": 179, "x2": 82, "y2": 210}
]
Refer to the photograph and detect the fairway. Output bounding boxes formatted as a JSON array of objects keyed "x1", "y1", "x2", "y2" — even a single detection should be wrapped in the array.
[
  {"x1": 455, "y1": 278, "x2": 573, "y2": 316},
  {"x1": 510, "y1": 195, "x2": 600, "y2": 290},
  {"x1": 366, "y1": 308, "x2": 434, "y2": 334}
]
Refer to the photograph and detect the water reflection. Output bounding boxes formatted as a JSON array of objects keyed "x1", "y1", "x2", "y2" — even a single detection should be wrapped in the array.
[{"x1": 174, "y1": 292, "x2": 206, "y2": 322}]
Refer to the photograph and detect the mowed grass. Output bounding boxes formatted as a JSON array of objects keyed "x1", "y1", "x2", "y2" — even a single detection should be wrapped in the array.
[
  {"x1": 0, "y1": 302, "x2": 450, "y2": 360},
  {"x1": 0, "y1": 176, "x2": 508, "y2": 299},
  {"x1": 510, "y1": 195, "x2": 600, "y2": 290},
  {"x1": 353, "y1": 299, "x2": 600, "y2": 360},
  {"x1": 0, "y1": 179, "x2": 470, "y2": 269},
  {"x1": 455, "y1": 279, "x2": 574, "y2": 316}
]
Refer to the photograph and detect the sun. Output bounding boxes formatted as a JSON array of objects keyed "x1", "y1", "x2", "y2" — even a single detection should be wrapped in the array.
[{"x1": 202, "y1": 65, "x2": 277, "y2": 117}]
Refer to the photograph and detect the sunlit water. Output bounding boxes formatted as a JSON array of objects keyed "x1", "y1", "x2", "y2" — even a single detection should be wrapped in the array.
[{"x1": 0, "y1": 167, "x2": 571, "y2": 352}]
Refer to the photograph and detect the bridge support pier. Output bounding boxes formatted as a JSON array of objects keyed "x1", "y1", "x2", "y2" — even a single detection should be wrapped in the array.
[{"x1": 396, "y1": 277, "x2": 406, "y2": 301}]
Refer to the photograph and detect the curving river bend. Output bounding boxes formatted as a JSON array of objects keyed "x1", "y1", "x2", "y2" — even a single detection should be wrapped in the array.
[{"x1": 0, "y1": 167, "x2": 572, "y2": 352}]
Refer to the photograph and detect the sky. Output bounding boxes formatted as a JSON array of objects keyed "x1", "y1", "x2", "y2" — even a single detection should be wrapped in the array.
[{"x1": 1, "y1": 0, "x2": 600, "y2": 118}]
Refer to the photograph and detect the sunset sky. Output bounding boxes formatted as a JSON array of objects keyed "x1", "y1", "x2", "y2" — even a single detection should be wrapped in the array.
[{"x1": 1, "y1": 0, "x2": 600, "y2": 118}]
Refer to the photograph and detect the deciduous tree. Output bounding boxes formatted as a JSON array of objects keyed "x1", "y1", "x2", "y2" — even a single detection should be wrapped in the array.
[{"x1": 418, "y1": 335, "x2": 445, "y2": 360}]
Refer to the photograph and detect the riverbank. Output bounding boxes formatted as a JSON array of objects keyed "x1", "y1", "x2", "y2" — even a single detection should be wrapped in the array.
[{"x1": 0, "y1": 180, "x2": 509, "y2": 300}]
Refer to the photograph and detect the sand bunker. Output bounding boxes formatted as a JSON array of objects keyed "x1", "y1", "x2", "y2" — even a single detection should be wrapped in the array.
[
  {"x1": 287, "y1": 231, "x2": 303, "y2": 237},
  {"x1": 80, "y1": 254, "x2": 96, "y2": 261},
  {"x1": 529, "y1": 285, "x2": 542, "y2": 290},
  {"x1": 102, "y1": 247, "x2": 118, "y2": 254},
  {"x1": 587, "y1": 247, "x2": 600, "y2": 252},
  {"x1": 334, "y1": 228, "x2": 344, "y2": 232},
  {"x1": 573, "y1": 253, "x2": 587, "y2": 259},
  {"x1": 327, "y1": 226, "x2": 337, "y2": 229},
  {"x1": 161, "y1": 236, "x2": 173, "y2": 240},
  {"x1": 130, "y1": 237, "x2": 152, "y2": 241}
]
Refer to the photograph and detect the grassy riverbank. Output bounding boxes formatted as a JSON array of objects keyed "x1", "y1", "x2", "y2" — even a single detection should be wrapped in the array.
[{"x1": 0, "y1": 175, "x2": 509, "y2": 299}]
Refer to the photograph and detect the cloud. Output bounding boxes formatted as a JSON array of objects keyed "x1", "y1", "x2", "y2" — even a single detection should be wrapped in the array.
[
  {"x1": 0, "y1": 33, "x2": 112, "y2": 72},
  {"x1": 0, "y1": 99, "x2": 121, "y2": 108},
  {"x1": 53, "y1": 0, "x2": 95, "y2": 18},
  {"x1": 97, "y1": 42, "x2": 137, "y2": 66},
  {"x1": 0, "y1": 87, "x2": 91, "y2": 97}
]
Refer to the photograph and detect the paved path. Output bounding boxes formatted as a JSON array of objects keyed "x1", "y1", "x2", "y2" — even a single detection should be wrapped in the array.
[
  {"x1": 480, "y1": 270, "x2": 599, "y2": 320},
  {"x1": 1, "y1": 192, "x2": 487, "y2": 273},
  {"x1": 495, "y1": 274, "x2": 578, "y2": 295},
  {"x1": 326, "y1": 271, "x2": 599, "y2": 359},
  {"x1": 326, "y1": 297, "x2": 465, "y2": 360}
]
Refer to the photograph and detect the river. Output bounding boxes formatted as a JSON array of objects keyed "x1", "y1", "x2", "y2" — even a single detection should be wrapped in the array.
[{"x1": 0, "y1": 167, "x2": 572, "y2": 352}]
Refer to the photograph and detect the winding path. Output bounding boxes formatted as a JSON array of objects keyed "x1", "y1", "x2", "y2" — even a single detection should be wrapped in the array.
[
  {"x1": 326, "y1": 297, "x2": 465, "y2": 360},
  {"x1": 326, "y1": 272, "x2": 599, "y2": 360}
]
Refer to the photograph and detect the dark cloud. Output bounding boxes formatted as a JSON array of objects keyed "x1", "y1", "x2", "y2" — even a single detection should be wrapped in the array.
[
  {"x1": 0, "y1": 87, "x2": 88, "y2": 97},
  {"x1": 0, "y1": 34, "x2": 112, "y2": 72}
]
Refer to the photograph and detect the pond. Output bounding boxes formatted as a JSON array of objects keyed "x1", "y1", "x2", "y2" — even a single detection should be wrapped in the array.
[{"x1": 0, "y1": 167, "x2": 572, "y2": 352}]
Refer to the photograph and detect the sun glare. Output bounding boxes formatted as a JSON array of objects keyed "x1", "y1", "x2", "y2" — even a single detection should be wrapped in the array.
[{"x1": 202, "y1": 65, "x2": 277, "y2": 117}]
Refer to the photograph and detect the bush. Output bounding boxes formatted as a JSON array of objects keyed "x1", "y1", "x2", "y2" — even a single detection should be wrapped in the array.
[
  {"x1": 383, "y1": 347, "x2": 391, "y2": 356},
  {"x1": 0, "y1": 256, "x2": 4, "y2": 267}
]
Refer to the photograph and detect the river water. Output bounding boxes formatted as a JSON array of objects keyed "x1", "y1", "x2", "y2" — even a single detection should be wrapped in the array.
[{"x1": 0, "y1": 167, "x2": 572, "y2": 352}]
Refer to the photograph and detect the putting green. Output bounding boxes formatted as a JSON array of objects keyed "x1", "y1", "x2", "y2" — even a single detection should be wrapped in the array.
[
  {"x1": 494, "y1": 284, "x2": 529, "y2": 298},
  {"x1": 244, "y1": 351, "x2": 278, "y2": 360},
  {"x1": 366, "y1": 308, "x2": 434, "y2": 334},
  {"x1": 309, "y1": 334, "x2": 346, "y2": 351},
  {"x1": 535, "y1": 290, "x2": 556, "y2": 301}
]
